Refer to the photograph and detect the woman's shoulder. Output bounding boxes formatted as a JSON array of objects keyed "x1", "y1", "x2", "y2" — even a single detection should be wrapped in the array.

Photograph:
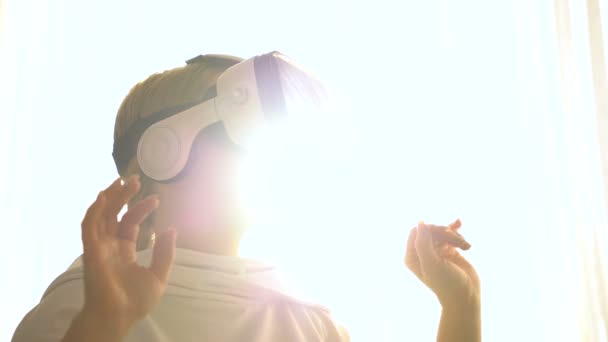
[{"x1": 12, "y1": 266, "x2": 85, "y2": 342}]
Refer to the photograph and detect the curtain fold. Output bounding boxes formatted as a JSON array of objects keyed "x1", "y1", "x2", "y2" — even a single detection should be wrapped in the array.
[
  {"x1": 587, "y1": 0, "x2": 608, "y2": 338},
  {"x1": 553, "y1": 0, "x2": 608, "y2": 340}
]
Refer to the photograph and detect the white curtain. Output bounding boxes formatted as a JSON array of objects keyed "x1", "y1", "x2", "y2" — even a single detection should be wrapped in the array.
[
  {"x1": 511, "y1": 0, "x2": 608, "y2": 338},
  {"x1": 1, "y1": 0, "x2": 607, "y2": 341}
]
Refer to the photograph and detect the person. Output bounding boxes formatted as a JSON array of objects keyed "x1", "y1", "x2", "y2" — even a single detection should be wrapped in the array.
[{"x1": 12, "y1": 53, "x2": 481, "y2": 342}]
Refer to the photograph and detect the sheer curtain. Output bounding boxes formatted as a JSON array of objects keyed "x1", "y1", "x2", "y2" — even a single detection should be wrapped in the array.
[
  {"x1": 511, "y1": 0, "x2": 608, "y2": 339},
  {"x1": 519, "y1": 0, "x2": 608, "y2": 340},
  {"x1": 1, "y1": 0, "x2": 607, "y2": 341}
]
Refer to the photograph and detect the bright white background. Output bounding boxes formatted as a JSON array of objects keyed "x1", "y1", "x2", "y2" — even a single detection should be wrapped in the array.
[{"x1": 1, "y1": 0, "x2": 607, "y2": 341}]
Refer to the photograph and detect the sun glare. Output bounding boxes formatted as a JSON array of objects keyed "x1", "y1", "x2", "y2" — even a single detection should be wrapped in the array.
[{"x1": 238, "y1": 92, "x2": 355, "y2": 261}]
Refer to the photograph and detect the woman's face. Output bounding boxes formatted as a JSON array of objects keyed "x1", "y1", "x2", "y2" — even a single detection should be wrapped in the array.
[{"x1": 152, "y1": 126, "x2": 248, "y2": 234}]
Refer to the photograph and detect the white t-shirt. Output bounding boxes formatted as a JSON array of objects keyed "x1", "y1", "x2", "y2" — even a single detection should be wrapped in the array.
[{"x1": 12, "y1": 248, "x2": 350, "y2": 342}]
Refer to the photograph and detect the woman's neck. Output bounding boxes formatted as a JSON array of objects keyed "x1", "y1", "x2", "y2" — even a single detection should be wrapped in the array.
[{"x1": 169, "y1": 224, "x2": 242, "y2": 256}]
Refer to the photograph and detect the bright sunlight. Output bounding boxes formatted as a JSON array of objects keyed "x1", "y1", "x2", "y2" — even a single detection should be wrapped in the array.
[{"x1": 3, "y1": 0, "x2": 608, "y2": 341}]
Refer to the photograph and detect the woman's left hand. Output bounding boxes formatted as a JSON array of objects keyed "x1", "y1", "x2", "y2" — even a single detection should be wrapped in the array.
[{"x1": 404, "y1": 219, "x2": 480, "y2": 309}]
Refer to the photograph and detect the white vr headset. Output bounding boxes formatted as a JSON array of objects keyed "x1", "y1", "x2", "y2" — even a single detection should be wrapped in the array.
[{"x1": 112, "y1": 51, "x2": 327, "y2": 182}]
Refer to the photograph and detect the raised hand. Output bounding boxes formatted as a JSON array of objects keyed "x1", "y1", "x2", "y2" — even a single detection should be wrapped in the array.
[
  {"x1": 404, "y1": 219, "x2": 481, "y2": 342},
  {"x1": 79, "y1": 175, "x2": 176, "y2": 336},
  {"x1": 404, "y1": 219, "x2": 480, "y2": 309}
]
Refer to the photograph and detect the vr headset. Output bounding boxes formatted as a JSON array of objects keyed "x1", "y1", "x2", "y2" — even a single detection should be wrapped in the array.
[{"x1": 112, "y1": 51, "x2": 328, "y2": 182}]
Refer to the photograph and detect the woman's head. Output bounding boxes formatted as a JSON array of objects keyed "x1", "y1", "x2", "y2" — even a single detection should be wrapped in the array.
[{"x1": 114, "y1": 56, "x2": 247, "y2": 253}]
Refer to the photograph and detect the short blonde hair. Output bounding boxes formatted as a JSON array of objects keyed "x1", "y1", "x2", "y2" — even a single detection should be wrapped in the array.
[{"x1": 113, "y1": 56, "x2": 241, "y2": 249}]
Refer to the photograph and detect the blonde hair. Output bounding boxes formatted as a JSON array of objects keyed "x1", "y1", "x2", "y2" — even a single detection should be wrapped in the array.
[{"x1": 113, "y1": 56, "x2": 240, "y2": 250}]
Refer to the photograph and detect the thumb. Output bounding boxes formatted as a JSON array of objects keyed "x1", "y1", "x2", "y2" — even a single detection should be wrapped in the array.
[
  {"x1": 414, "y1": 222, "x2": 443, "y2": 280},
  {"x1": 149, "y1": 227, "x2": 177, "y2": 283}
]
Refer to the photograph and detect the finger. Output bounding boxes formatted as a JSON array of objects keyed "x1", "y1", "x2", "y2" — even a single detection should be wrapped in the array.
[
  {"x1": 117, "y1": 195, "x2": 159, "y2": 242},
  {"x1": 100, "y1": 177, "x2": 124, "y2": 214},
  {"x1": 404, "y1": 226, "x2": 422, "y2": 279},
  {"x1": 103, "y1": 175, "x2": 141, "y2": 222},
  {"x1": 428, "y1": 225, "x2": 471, "y2": 250},
  {"x1": 446, "y1": 219, "x2": 471, "y2": 249},
  {"x1": 415, "y1": 222, "x2": 443, "y2": 276},
  {"x1": 149, "y1": 227, "x2": 177, "y2": 283},
  {"x1": 102, "y1": 176, "x2": 123, "y2": 195},
  {"x1": 81, "y1": 192, "x2": 106, "y2": 257},
  {"x1": 448, "y1": 218, "x2": 462, "y2": 230}
]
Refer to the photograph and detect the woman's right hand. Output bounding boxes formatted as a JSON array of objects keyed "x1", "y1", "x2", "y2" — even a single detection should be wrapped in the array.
[{"x1": 78, "y1": 175, "x2": 176, "y2": 337}]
